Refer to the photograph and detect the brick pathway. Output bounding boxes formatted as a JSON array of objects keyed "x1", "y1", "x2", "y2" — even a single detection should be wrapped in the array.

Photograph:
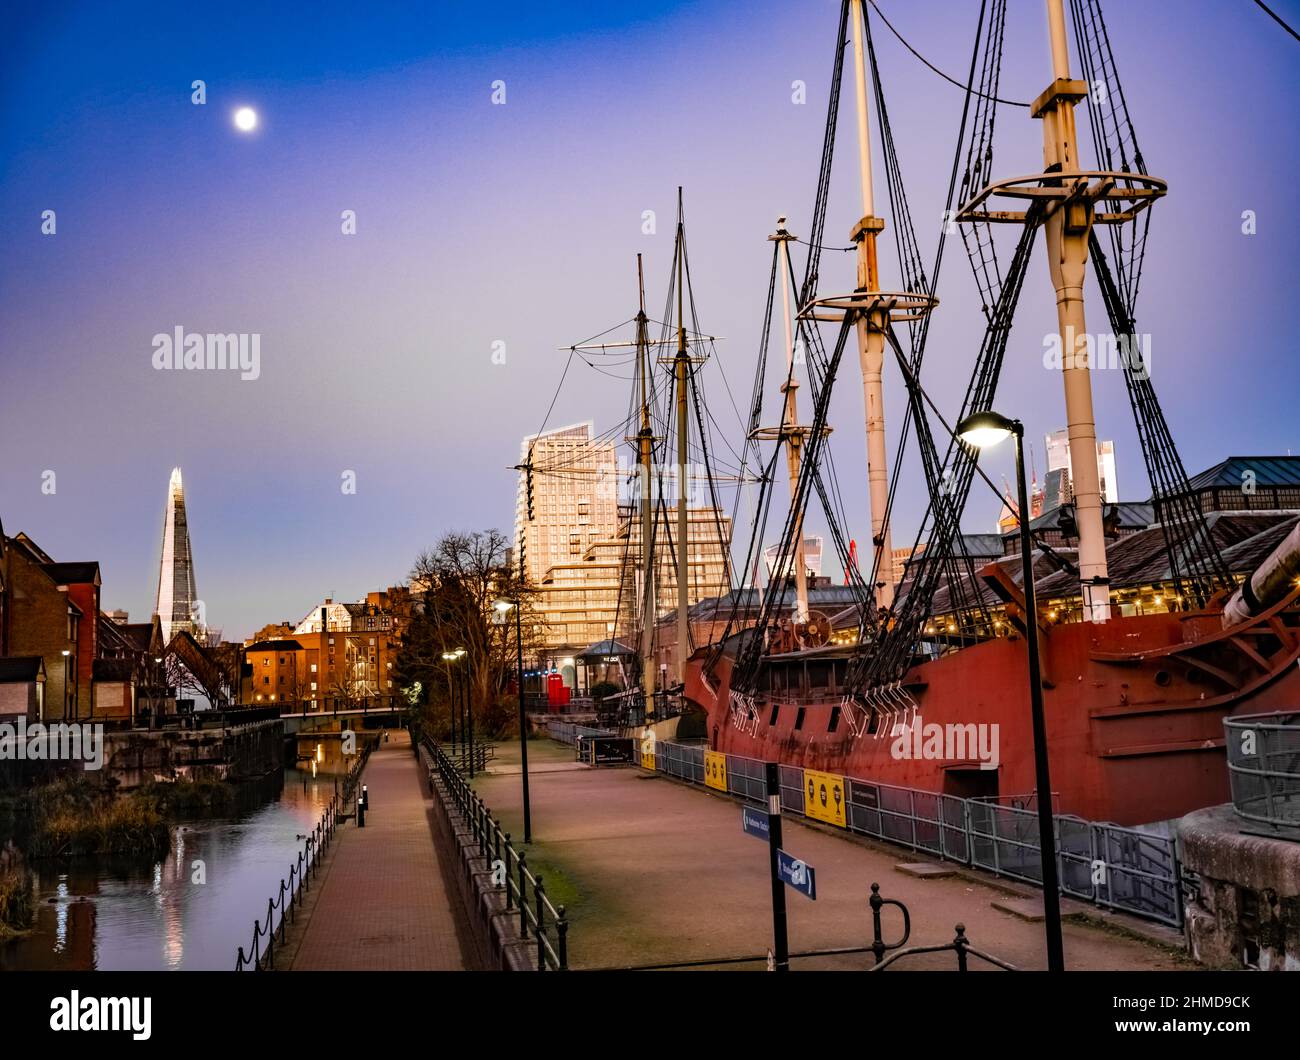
[{"x1": 288, "y1": 731, "x2": 471, "y2": 970}]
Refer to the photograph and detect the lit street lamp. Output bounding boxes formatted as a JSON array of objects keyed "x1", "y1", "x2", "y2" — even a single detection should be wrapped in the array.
[
  {"x1": 454, "y1": 647, "x2": 473, "y2": 778},
  {"x1": 957, "y1": 409, "x2": 1065, "y2": 973},
  {"x1": 441, "y1": 651, "x2": 461, "y2": 754},
  {"x1": 494, "y1": 597, "x2": 531, "y2": 843}
]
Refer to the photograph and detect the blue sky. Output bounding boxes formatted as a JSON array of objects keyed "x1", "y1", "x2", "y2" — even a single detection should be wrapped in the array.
[{"x1": 1, "y1": 0, "x2": 1296, "y2": 639}]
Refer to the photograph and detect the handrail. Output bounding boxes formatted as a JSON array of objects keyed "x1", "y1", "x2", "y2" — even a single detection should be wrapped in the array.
[
  {"x1": 420, "y1": 738, "x2": 569, "y2": 970},
  {"x1": 234, "y1": 743, "x2": 372, "y2": 970}
]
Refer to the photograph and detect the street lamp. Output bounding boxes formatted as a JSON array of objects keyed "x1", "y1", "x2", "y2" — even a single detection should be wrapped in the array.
[
  {"x1": 957, "y1": 409, "x2": 1065, "y2": 972},
  {"x1": 441, "y1": 652, "x2": 460, "y2": 753},
  {"x1": 494, "y1": 598, "x2": 531, "y2": 842},
  {"x1": 454, "y1": 647, "x2": 474, "y2": 778}
]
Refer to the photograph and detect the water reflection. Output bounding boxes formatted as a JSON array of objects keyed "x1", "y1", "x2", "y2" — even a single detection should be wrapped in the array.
[{"x1": 0, "y1": 765, "x2": 339, "y2": 971}]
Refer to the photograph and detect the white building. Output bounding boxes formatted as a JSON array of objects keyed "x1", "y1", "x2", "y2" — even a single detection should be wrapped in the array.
[{"x1": 1045, "y1": 429, "x2": 1118, "y2": 505}]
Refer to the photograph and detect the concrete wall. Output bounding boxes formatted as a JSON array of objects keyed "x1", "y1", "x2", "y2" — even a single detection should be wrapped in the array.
[
  {"x1": 1179, "y1": 804, "x2": 1300, "y2": 970},
  {"x1": 101, "y1": 719, "x2": 283, "y2": 789}
]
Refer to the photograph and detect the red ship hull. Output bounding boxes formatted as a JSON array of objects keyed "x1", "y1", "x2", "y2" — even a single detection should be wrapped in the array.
[{"x1": 686, "y1": 602, "x2": 1300, "y2": 825}]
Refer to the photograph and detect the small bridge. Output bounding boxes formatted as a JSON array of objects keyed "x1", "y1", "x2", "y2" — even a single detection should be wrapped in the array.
[{"x1": 276, "y1": 697, "x2": 405, "y2": 735}]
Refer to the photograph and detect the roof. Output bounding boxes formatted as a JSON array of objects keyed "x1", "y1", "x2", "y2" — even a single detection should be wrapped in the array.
[
  {"x1": 246, "y1": 639, "x2": 305, "y2": 653},
  {"x1": 42, "y1": 561, "x2": 101, "y2": 585},
  {"x1": 687, "y1": 584, "x2": 865, "y2": 622},
  {"x1": 956, "y1": 533, "x2": 1004, "y2": 559},
  {"x1": 1182, "y1": 456, "x2": 1300, "y2": 493},
  {"x1": 0, "y1": 656, "x2": 45, "y2": 682},
  {"x1": 577, "y1": 638, "x2": 636, "y2": 658},
  {"x1": 1018, "y1": 501, "x2": 1155, "y2": 538},
  {"x1": 93, "y1": 657, "x2": 135, "y2": 681},
  {"x1": 925, "y1": 511, "x2": 1299, "y2": 613}
]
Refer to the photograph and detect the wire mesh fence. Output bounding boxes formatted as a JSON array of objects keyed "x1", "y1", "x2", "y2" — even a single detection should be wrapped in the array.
[{"x1": 640, "y1": 739, "x2": 1183, "y2": 928}]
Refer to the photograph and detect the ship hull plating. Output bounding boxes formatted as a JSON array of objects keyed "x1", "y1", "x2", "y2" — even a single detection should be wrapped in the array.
[{"x1": 687, "y1": 604, "x2": 1300, "y2": 826}]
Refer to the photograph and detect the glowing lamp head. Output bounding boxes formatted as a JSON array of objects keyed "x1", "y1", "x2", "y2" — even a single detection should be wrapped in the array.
[
  {"x1": 494, "y1": 599, "x2": 514, "y2": 614},
  {"x1": 956, "y1": 410, "x2": 1019, "y2": 450},
  {"x1": 233, "y1": 106, "x2": 258, "y2": 132}
]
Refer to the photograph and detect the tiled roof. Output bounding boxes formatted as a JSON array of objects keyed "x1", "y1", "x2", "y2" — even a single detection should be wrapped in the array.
[
  {"x1": 42, "y1": 561, "x2": 101, "y2": 585},
  {"x1": 246, "y1": 639, "x2": 305, "y2": 653},
  {"x1": 1182, "y1": 456, "x2": 1300, "y2": 493}
]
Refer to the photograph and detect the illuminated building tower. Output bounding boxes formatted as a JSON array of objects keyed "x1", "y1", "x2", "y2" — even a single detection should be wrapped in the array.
[{"x1": 154, "y1": 467, "x2": 199, "y2": 642}]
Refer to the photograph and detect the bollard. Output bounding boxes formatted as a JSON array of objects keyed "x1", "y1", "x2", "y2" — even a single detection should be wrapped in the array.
[
  {"x1": 357, "y1": 788, "x2": 366, "y2": 828},
  {"x1": 362, "y1": 783, "x2": 370, "y2": 810}
]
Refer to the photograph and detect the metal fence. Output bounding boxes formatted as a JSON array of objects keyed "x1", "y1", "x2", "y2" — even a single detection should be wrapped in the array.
[
  {"x1": 421, "y1": 739, "x2": 569, "y2": 970},
  {"x1": 645, "y1": 740, "x2": 1183, "y2": 928},
  {"x1": 1224, "y1": 710, "x2": 1300, "y2": 833}
]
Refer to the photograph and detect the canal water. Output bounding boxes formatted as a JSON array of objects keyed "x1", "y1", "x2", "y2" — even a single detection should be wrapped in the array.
[{"x1": 0, "y1": 763, "x2": 343, "y2": 971}]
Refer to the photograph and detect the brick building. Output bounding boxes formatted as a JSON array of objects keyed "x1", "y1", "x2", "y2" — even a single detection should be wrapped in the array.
[{"x1": 241, "y1": 587, "x2": 411, "y2": 710}]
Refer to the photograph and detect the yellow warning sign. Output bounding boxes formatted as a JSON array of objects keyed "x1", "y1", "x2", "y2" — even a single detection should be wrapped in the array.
[
  {"x1": 704, "y1": 750, "x2": 728, "y2": 791},
  {"x1": 803, "y1": 768, "x2": 846, "y2": 828},
  {"x1": 640, "y1": 729, "x2": 655, "y2": 771}
]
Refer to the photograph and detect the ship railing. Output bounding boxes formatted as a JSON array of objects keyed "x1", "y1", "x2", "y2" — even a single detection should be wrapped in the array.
[
  {"x1": 640, "y1": 740, "x2": 1184, "y2": 929},
  {"x1": 1224, "y1": 710, "x2": 1300, "y2": 834}
]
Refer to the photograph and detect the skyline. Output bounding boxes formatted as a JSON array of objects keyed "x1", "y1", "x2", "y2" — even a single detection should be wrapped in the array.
[{"x1": 2, "y1": 0, "x2": 1297, "y2": 640}]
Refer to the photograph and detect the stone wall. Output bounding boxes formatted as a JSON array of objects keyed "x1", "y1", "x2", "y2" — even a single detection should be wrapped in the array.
[{"x1": 1179, "y1": 804, "x2": 1300, "y2": 970}]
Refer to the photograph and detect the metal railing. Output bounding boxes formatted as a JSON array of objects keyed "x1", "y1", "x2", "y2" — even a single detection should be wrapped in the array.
[
  {"x1": 1224, "y1": 710, "x2": 1300, "y2": 833},
  {"x1": 642, "y1": 740, "x2": 1183, "y2": 928},
  {"x1": 421, "y1": 739, "x2": 569, "y2": 970},
  {"x1": 234, "y1": 744, "x2": 371, "y2": 970}
]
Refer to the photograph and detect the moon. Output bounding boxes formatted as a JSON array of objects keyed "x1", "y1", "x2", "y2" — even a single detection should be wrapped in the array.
[{"x1": 233, "y1": 107, "x2": 258, "y2": 132}]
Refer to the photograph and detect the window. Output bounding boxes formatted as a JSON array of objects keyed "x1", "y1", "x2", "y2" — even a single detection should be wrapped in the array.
[
  {"x1": 768, "y1": 703, "x2": 780, "y2": 726},
  {"x1": 310, "y1": 663, "x2": 317, "y2": 673},
  {"x1": 828, "y1": 706, "x2": 840, "y2": 733},
  {"x1": 263, "y1": 676, "x2": 269, "y2": 686},
  {"x1": 794, "y1": 707, "x2": 805, "y2": 731}
]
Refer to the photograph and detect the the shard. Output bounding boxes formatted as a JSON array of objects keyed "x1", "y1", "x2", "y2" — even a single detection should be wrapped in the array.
[{"x1": 154, "y1": 467, "x2": 199, "y2": 642}]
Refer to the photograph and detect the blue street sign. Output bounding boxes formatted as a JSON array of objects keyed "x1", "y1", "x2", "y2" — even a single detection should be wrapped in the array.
[
  {"x1": 777, "y1": 849, "x2": 816, "y2": 900},
  {"x1": 742, "y1": 805, "x2": 771, "y2": 841}
]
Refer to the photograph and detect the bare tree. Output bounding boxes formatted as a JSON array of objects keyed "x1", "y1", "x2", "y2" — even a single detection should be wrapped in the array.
[{"x1": 402, "y1": 529, "x2": 546, "y2": 734}]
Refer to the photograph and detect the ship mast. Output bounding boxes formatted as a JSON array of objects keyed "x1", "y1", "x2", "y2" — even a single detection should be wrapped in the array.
[
  {"x1": 634, "y1": 254, "x2": 658, "y2": 713},
  {"x1": 772, "y1": 218, "x2": 811, "y2": 624},
  {"x1": 848, "y1": 0, "x2": 895, "y2": 610},
  {"x1": 1038, "y1": 0, "x2": 1109, "y2": 621},
  {"x1": 672, "y1": 191, "x2": 692, "y2": 686}
]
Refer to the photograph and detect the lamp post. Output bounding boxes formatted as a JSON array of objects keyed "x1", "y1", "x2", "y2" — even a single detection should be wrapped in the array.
[
  {"x1": 455, "y1": 647, "x2": 473, "y2": 777},
  {"x1": 956, "y1": 409, "x2": 1065, "y2": 973},
  {"x1": 441, "y1": 652, "x2": 459, "y2": 754},
  {"x1": 494, "y1": 598, "x2": 531, "y2": 842}
]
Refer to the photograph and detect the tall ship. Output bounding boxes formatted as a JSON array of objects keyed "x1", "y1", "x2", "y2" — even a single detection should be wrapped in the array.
[{"x1": 678, "y1": 0, "x2": 1300, "y2": 827}]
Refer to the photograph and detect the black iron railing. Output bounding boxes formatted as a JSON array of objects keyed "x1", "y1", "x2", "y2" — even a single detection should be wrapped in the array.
[
  {"x1": 234, "y1": 745, "x2": 371, "y2": 971},
  {"x1": 421, "y1": 739, "x2": 568, "y2": 971}
]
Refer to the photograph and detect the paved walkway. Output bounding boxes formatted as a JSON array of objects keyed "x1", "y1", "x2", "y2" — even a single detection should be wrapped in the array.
[
  {"x1": 288, "y1": 731, "x2": 472, "y2": 970},
  {"x1": 473, "y1": 739, "x2": 1194, "y2": 972}
]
